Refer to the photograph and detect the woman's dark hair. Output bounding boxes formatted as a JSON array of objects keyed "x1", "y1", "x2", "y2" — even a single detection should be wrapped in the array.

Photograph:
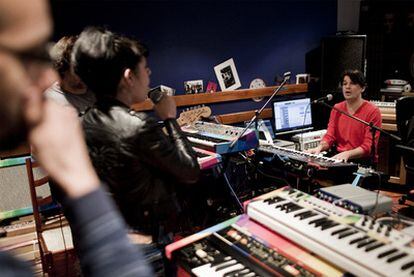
[
  {"x1": 341, "y1": 69, "x2": 366, "y2": 88},
  {"x1": 50, "y1": 35, "x2": 78, "y2": 79},
  {"x1": 72, "y1": 26, "x2": 148, "y2": 98}
]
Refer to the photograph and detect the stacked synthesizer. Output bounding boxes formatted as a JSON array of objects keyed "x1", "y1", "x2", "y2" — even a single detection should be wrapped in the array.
[
  {"x1": 183, "y1": 121, "x2": 259, "y2": 154},
  {"x1": 257, "y1": 144, "x2": 358, "y2": 182},
  {"x1": 168, "y1": 187, "x2": 414, "y2": 276}
]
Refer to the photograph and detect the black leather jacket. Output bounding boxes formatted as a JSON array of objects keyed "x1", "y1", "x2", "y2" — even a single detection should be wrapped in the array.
[{"x1": 81, "y1": 98, "x2": 200, "y2": 232}]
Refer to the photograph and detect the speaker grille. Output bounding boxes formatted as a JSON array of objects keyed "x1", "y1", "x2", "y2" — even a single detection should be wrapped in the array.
[{"x1": 321, "y1": 35, "x2": 367, "y2": 92}]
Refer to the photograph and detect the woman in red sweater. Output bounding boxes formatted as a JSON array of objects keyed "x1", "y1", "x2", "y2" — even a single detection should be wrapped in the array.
[{"x1": 307, "y1": 70, "x2": 382, "y2": 164}]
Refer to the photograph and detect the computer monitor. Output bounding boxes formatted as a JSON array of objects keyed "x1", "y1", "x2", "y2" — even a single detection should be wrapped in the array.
[
  {"x1": 244, "y1": 119, "x2": 275, "y2": 145},
  {"x1": 272, "y1": 97, "x2": 313, "y2": 135}
]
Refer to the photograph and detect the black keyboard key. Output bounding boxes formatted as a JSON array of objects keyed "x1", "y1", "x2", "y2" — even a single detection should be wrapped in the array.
[
  {"x1": 331, "y1": 227, "x2": 350, "y2": 236},
  {"x1": 264, "y1": 196, "x2": 284, "y2": 204},
  {"x1": 321, "y1": 222, "x2": 339, "y2": 231},
  {"x1": 338, "y1": 230, "x2": 358, "y2": 239},
  {"x1": 357, "y1": 239, "x2": 376, "y2": 248},
  {"x1": 349, "y1": 236, "x2": 368, "y2": 245},
  {"x1": 309, "y1": 217, "x2": 327, "y2": 226},
  {"x1": 401, "y1": 261, "x2": 414, "y2": 271},
  {"x1": 295, "y1": 210, "x2": 317, "y2": 220},
  {"x1": 387, "y1": 253, "x2": 408, "y2": 263},
  {"x1": 378, "y1": 249, "x2": 398, "y2": 259},
  {"x1": 314, "y1": 218, "x2": 330, "y2": 227},
  {"x1": 294, "y1": 211, "x2": 310, "y2": 218},
  {"x1": 365, "y1": 242, "x2": 385, "y2": 252},
  {"x1": 275, "y1": 204, "x2": 284, "y2": 209},
  {"x1": 281, "y1": 203, "x2": 295, "y2": 210},
  {"x1": 286, "y1": 204, "x2": 303, "y2": 213},
  {"x1": 288, "y1": 189, "x2": 296, "y2": 195}
]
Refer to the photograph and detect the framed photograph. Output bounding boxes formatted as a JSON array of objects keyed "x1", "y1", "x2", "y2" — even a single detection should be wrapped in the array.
[
  {"x1": 184, "y1": 80, "x2": 204, "y2": 94},
  {"x1": 206, "y1": 81, "x2": 218, "y2": 93},
  {"x1": 214, "y1": 58, "x2": 241, "y2": 91}
]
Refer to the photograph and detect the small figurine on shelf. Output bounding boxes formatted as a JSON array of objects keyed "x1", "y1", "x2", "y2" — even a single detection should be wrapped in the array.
[{"x1": 206, "y1": 81, "x2": 218, "y2": 93}]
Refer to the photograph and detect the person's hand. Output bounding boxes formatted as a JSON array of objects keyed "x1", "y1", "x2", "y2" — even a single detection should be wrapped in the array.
[
  {"x1": 305, "y1": 146, "x2": 322, "y2": 155},
  {"x1": 28, "y1": 100, "x2": 100, "y2": 198},
  {"x1": 153, "y1": 95, "x2": 177, "y2": 120},
  {"x1": 332, "y1": 151, "x2": 351, "y2": 162}
]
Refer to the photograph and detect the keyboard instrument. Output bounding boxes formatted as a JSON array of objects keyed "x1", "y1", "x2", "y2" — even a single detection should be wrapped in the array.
[
  {"x1": 370, "y1": 100, "x2": 396, "y2": 131},
  {"x1": 257, "y1": 144, "x2": 358, "y2": 182},
  {"x1": 166, "y1": 215, "x2": 343, "y2": 276},
  {"x1": 183, "y1": 121, "x2": 259, "y2": 154},
  {"x1": 370, "y1": 100, "x2": 396, "y2": 113},
  {"x1": 246, "y1": 186, "x2": 414, "y2": 277},
  {"x1": 194, "y1": 147, "x2": 221, "y2": 170}
]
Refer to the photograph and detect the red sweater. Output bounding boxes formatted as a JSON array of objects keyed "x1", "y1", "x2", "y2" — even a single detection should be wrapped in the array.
[{"x1": 322, "y1": 100, "x2": 382, "y2": 159}]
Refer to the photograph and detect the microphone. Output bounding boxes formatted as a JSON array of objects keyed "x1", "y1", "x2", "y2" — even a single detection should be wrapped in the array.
[
  {"x1": 148, "y1": 86, "x2": 165, "y2": 104},
  {"x1": 312, "y1": 94, "x2": 333, "y2": 104},
  {"x1": 283, "y1": 71, "x2": 291, "y2": 81}
]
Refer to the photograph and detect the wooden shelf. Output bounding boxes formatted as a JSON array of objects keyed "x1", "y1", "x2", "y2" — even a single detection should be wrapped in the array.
[
  {"x1": 131, "y1": 84, "x2": 308, "y2": 111},
  {"x1": 216, "y1": 109, "x2": 273, "y2": 125}
]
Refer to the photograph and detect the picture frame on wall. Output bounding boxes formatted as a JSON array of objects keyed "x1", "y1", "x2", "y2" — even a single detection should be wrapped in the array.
[
  {"x1": 184, "y1": 80, "x2": 204, "y2": 94},
  {"x1": 214, "y1": 58, "x2": 242, "y2": 91}
]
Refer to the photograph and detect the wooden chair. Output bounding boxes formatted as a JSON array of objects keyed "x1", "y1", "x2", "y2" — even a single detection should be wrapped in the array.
[{"x1": 25, "y1": 158, "x2": 78, "y2": 276}]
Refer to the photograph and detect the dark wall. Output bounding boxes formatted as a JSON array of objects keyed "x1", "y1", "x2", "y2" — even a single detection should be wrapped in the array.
[
  {"x1": 51, "y1": 0, "x2": 337, "y2": 98},
  {"x1": 360, "y1": 0, "x2": 414, "y2": 99}
]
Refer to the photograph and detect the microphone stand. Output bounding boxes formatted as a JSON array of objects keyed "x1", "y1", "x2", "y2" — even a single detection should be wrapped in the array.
[
  {"x1": 318, "y1": 101, "x2": 401, "y2": 167},
  {"x1": 229, "y1": 72, "x2": 291, "y2": 148},
  {"x1": 222, "y1": 72, "x2": 290, "y2": 213}
]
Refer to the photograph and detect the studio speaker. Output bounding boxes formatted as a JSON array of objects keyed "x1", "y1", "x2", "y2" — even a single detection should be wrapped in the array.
[{"x1": 321, "y1": 35, "x2": 367, "y2": 92}]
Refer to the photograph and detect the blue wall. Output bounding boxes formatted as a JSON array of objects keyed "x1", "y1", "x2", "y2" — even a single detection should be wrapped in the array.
[
  {"x1": 52, "y1": 0, "x2": 336, "y2": 91},
  {"x1": 51, "y1": 0, "x2": 336, "y2": 115}
]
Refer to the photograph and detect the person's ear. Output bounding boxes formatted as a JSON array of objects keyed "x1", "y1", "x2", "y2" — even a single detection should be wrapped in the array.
[{"x1": 121, "y1": 68, "x2": 136, "y2": 87}]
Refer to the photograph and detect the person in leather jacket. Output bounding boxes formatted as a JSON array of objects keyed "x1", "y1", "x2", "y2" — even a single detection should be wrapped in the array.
[{"x1": 72, "y1": 27, "x2": 200, "y2": 239}]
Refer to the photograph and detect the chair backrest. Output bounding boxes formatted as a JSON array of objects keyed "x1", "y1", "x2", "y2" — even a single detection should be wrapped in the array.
[
  {"x1": 25, "y1": 158, "x2": 53, "y2": 234},
  {"x1": 396, "y1": 96, "x2": 414, "y2": 141},
  {"x1": 396, "y1": 96, "x2": 414, "y2": 172},
  {"x1": 25, "y1": 158, "x2": 77, "y2": 275}
]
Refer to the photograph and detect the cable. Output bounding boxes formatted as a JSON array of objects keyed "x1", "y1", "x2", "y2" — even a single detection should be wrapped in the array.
[
  {"x1": 256, "y1": 167, "x2": 291, "y2": 187},
  {"x1": 57, "y1": 209, "x2": 69, "y2": 276},
  {"x1": 216, "y1": 162, "x2": 244, "y2": 213},
  {"x1": 300, "y1": 101, "x2": 312, "y2": 150},
  {"x1": 368, "y1": 171, "x2": 382, "y2": 217}
]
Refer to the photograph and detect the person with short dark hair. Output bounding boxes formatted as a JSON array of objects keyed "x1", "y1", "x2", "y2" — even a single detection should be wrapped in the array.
[
  {"x1": 307, "y1": 69, "x2": 382, "y2": 164},
  {"x1": 73, "y1": 26, "x2": 199, "y2": 241},
  {"x1": 45, "y1": 35, "x2": 95, "y2": 114}
]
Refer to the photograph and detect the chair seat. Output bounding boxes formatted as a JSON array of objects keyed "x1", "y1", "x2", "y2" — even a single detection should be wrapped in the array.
[{"x1": 42, "y1": 225, "x2": 73, "y2": 252}]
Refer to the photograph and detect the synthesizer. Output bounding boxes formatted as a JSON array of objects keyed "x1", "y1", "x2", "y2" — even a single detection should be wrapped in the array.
[
  {"x1": 166, "y1": 215, "x2": 343, "y2": 276},
  {"x1": 183, "y1": 121, "x2": 259, "y2": 154},
  {"x1": 370, "y1": 100, "x2": 396, "y2": 116},
  {"x1": 246, "y1": 186, "x2": 414, "y2": 277},
  {"x1": 291, "y1": 129, "x2": 327, "y2": 151},
  {"x1": 316, "y1": 183, "x2": 393, "y2": 215},
  {"x1": 193, "y1": 147, "x2": 222, "y2": 170},
  {"x1": 257, "y1": 144, "x2": 358, "y2": 182}
]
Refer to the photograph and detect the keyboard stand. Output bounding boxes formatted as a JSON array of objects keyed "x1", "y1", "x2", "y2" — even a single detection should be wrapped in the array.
[{"x1": 216, "y1": 163, "x2": 244, "y2": 213}]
